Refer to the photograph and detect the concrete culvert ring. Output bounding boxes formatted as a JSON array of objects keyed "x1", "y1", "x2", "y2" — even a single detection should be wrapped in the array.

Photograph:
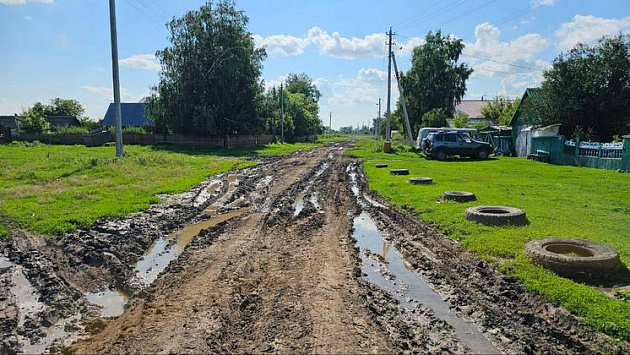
[
  {"x1": 375, "y1": 164, "x2": 388, "y2": 168},
  {"x1": 525, "y1": 238, "x2": 621, "y2": 275},
  {"x1": 409, "y1": 177, "x2": 433, "y2": 185},
  {"x1": 465, "y1": 205, "x2": 528, "y2": 226},
  {"x1": 390, "y1": 169, "x2": 409, "y2": 175},
  {"x1": 442, "y1": 191, "x2": 476, "y2": 202}
]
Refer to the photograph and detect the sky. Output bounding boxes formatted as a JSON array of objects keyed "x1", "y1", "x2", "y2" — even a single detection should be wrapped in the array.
[{"x1": 0, "y1": 0, "x2": 629, "y2": 130}]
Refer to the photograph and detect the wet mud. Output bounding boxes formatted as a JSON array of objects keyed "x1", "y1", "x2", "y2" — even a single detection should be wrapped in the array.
[{"x1": 0, "y1": 141, "x2": 626, "y2": 353}]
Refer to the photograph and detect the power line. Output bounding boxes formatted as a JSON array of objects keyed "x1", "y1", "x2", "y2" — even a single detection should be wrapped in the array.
[
  {"x1": 398, "y1": 0, "x2": 469, "y2": 32},
  {"x1": 123, "y1": 0, "x2": 168, "y2": 30},
  {"x1": 393, "y1": 0, "x2": 457, "y2": 29},
  {"x1": 461, "y1": 53, "x2": 544, "y2": 72}
]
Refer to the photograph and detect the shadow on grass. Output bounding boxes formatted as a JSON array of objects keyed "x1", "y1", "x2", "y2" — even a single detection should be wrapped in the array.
[{"x1": 427, "y1": 157, "x2": 501, "y2": 163}]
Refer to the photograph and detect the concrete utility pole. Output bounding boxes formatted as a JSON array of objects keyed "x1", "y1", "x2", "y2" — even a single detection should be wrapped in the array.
[
  {"x1": 329, "y1": 112, "x2": 332, "y2": 132},
  {"x1": 280, "y1": 83, "x2": 284, "y2": 144},
  {"x1": 376, "y1": 97, "x2": 381, "y2": 138},
  {"x1": 391, "y1": 51, "x2": 414, "y2": 147},
  {"x1": 384, "y1": 27, "x2": 394, "y2": 153},
  {"x1": 108, "y1": 0, "x2": 123, "y2": 158}
]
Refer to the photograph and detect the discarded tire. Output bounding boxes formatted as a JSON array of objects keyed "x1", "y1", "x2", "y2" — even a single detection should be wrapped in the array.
[
  {"x1": 465, "y1": 206, "x2": 528, "y2": 226},
  {"x1": 390, "y1": 169, "x2": 409, "y2": 175},
  {"x1": 525, "y1": 238, "x2": 621, "y2": 276},
  {"x1": 375, "y1": 164, "x2": 388, "y2": 168},
  {"x1": 409, "y1": 177, "x2": 433, "y2": 185},
  {"x1": 442, "y1": 191, "x2": 476, "y2": 202}
]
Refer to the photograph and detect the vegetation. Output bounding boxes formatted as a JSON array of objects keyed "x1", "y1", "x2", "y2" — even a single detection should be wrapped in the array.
[
  {"x1": 147, "y1": 0, "x2": 266, "y2": 136},
  {"x1": 481, "y1": 97, "x2": 521, "y2": 126},
  {"x1": 451, "y1": 113, "x2": 469, "y2": 128},
  {"x1": 19, "y1": 103, "x2": 50, "y2": 133},
  {"x1": 540, "y1": 34, "x2": 630, "y2": 141},
  {"x1": 18, "y1": 98, "x2": 98, "y2": 134},
  {"x1": 395, "y1": 30, "x2": 473, "y2": 133},
  {"x1": 421, "y1": 108, "x2": 449, "y2": 128},
  {"x1": 351, "y1": 138, "x2": 630, "y2": 340},
  {"x1": 54, "y1": 126, "x2": 90, "y2": 134}
]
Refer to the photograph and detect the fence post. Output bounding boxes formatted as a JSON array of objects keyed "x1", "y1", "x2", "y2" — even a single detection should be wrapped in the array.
[
  {"x1": 621, "y1": 135, "x2": 630, "y2": 173},
  {"x1": 574, "y1": 135, "x2": 581, "y2": 167}
]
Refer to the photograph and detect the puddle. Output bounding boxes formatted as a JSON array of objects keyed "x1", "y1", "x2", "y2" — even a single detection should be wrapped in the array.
[
  {"x1": 21, "y1": 314, "x2": 80, "y2": 354},
  {"x1": 314, "y1": 162, "x2": 329, "y2": 178},
  {"x1": 135, "y1": 208, "x2": 249, "y2": 286},
  {"x1": 203, "y1": 174, "x2": 239, "y2": 215},
  {"x1": 352, "y1": 213, "x2": 498, "y2": 354},
  {"x1": 0, "y1": 256, "x2": 45, "y2": 327},
  {"x1": 193, "y1": 179, "x2": 222, "y2": 207},
  {"x1": 255, "y1": 175, "x2": 273, "y2": 193},
  {"x1": 364, "y1": 195, "x2": 385, "y2": 208},
  {"x1": 294, "y1": 192, "x2": 305, "y2": 217},
  {"x1": 85, "y1": 290, "x2": 127, "y2": 317}
]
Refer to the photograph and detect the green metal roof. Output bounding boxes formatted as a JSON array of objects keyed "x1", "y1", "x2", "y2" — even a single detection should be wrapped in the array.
[{"x1": 508, "y1": 88, "x2": 543, "y2": 127}]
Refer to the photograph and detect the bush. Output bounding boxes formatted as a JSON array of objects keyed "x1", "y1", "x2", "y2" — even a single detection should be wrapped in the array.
[{"x1": 53, "y1": 126, "x2": 90, "y2": 134}]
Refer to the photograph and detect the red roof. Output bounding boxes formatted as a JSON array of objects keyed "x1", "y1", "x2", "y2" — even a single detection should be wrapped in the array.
[{"x1": 454, "y1": 100, "x2": 492, "y2": 119}]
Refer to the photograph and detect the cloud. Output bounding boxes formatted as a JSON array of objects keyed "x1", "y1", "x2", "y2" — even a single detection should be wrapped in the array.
[
  {"x1": 82, "y1": 86, "x2": 143, "y2": 103},
  {"x1": 253, "y1": 34, "x2": 309, "y2": 57},
  {"x1": 253, "y1": 27, "x2": 423, "y2": 59},
  {"x1": 0, "y1": 0, "x2": 52, "y2": 5},
  {"x1": 357, "y1": 68, "x2": 387, "y2": 83},
  {"x1": 555, "y1": 15, "x2": 630, "y2": 49},
  {"x1": 531, "y1": 0, "x2": 555, "y2": 6},
  {"x1": 24, "y1": 15, "x2": 33, "y2": 20},
  {"x1": 119, "y1": 54, "x2": 160, "y2": 71}
]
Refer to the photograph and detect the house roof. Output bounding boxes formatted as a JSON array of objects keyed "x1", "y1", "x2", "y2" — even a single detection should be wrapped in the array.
[
  {"x1": 0, "y1": 116, "x2": 18, "y2": 129},
  {"x1": 509, "y1": 88, "x2": 543, "y2": 126},
  {"x1": 46, "y1": 116, "x2": 80, "y2": 127},
  {"x1": 454, "y1": 100, "x2": 493, "y2": 119},
  {"x1": 102, "y1": 103, "x2": 153, "y2": 127}
]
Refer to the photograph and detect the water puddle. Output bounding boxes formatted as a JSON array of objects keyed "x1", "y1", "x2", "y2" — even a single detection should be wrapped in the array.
[
  {"x1": 85, "y1": 290, "x2": 127, "y2": 317},
  {"x1": 203, "y1": 174, "x2": 239, "y2": 215},
  {"x1": 352, "y1": 213, "x2": 498, "y2": 354},
  {"x1": 294, "y1": 192, "x2": 305, "y2": 217},
  {"x1": 193, "y1": 179, "x2": 222, "y2": 207},
  {"x1": 310, "y1": 194, "x2": 321, "y2": 211},
  {"x1": 0, "y1": 256, "x2": 45, "y2": 327},
  {"x1": 135, "y1": 208, "x2": 249, "y2": 286},
  {"x1": 21, "y1": 315, "x2": 80, "y2": 354}
]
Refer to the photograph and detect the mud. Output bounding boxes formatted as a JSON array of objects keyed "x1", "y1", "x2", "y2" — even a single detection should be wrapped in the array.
[{"x1": 0, "y1": 141, "x2": 627, "y2": 353}]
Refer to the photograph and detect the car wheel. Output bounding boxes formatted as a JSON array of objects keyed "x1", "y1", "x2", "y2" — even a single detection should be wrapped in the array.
[
  {"x1": 477, "y1": 149, "x2": 489, "y2": 160},
  {"x1": 435, "y1": 150, "x2": 447, "y2": 161}
]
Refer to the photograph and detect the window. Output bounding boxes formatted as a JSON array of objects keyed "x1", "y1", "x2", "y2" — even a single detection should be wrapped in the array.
[{"x1": 444, "y1": 134, "x2": 457, "y2": 142}]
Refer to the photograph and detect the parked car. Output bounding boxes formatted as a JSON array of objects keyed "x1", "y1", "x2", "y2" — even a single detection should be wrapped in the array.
[
  {"x1": 423, "y1": 132, "x2": 493, "y2": 160},
  {"x1": 416, "y1": 127, "x2": 480, "y2": 149}
]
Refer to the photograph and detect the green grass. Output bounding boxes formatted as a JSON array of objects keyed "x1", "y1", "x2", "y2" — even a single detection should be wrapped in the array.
[
  {"x1": 350, "y1": 138, "x2": 630, "y2": 340},
  {"x1": 0, "y1": 138, "x2": 340, "y2": 237}
]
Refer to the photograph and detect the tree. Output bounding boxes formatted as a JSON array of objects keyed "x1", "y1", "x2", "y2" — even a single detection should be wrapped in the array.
[
  {"x1": 20, "y1": 103, "x2": 50, "y2": 133},
  {"x1": 422, "y1": 108, "x2": 448, "y2": 128},
  {"x1": 285, "y1": 73, "x2": 321, "y2": 101},
  {"x1": 539, "y1": 34, "x2": 630, "y2": 141},
  {"x1": 481, "y1": 97, "x2": 520, "y2": 126},
  {"x1": 396, "y1": 30, "x2": 473, "y2": 134},
  {"x1": 45, "y1": 98, "x2": 85, "y2": 117},
  {"x1": 452, "y1": 113, "x2": 469, "y2": 128},
  {"x1": 147, "y1": 0, "x2": 267, "y2": 136}
]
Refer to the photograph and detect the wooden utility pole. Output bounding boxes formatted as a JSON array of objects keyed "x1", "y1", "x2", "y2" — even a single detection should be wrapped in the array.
[
  {"x1": 280, "y1": 83, "x2": 284, "y2": 144},
  {"x1": 109, "y1": 0, "x2": 123, "y2": 157},
  {"x1": 384, "y1": 27, "x2": 394, "y2": 153},
  {"x1": 391, "y1": 51, "x2": 414, "y2": 147}
]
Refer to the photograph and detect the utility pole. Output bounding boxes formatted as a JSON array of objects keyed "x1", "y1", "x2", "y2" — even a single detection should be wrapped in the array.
[
  {"x1": 384, "y1": 27, "x2": 394, "y2": 153},
  {"x1": 376, "y1": 97, "x2": 381, "y2": 138},
  {"x1": 108, "y1": 0, "x2": 123, "y2": 158},
  {"x1": 391, "y1": 51, "x2": 414, "y2": 147},
  {"x1": 329, "y1": 112, "x2": 332, "y2": 133},
  {"x1": 280, "y1": 83, "x2": 284, "y2": 144}
]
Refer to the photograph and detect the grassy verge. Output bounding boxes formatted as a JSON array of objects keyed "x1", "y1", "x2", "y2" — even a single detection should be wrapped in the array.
[
  {"x1": 350, "y1": 138, "x2": 630, "y2": 340},
  {"x1": 0, "y1": 138, "x2": 341, "y2": 237}
]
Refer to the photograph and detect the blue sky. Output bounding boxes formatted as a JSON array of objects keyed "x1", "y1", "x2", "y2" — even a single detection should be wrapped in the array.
[{"x1": 1, "y1": 0, "x2": 629, "y2": 129}]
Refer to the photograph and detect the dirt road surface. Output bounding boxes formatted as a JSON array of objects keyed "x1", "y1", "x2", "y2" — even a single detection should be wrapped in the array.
[{"x1": 1, "y1": 142, "x2": 627, "y2": 354}]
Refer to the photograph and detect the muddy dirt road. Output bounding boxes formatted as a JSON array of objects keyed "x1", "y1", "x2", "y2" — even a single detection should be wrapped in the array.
[{"x1": 1, "y1": 142, "x2": 626, "y2": 354}]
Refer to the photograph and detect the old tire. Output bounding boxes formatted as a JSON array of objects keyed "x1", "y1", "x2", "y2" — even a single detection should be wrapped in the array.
[
  {"x1": 525, "y1": 238, "x2": 621, "y2": 275},
  {"x1": 375, "y1": 164, "x2": 388, "y2": 168},
  {"x1": 390, "y1": 169, "x2": 409, "y2": 175},
  {"x1": 465, "y1": 206, "x2": 528, "y2": 226},
  {"x1": 434, "y1": 149, "x2": 447, "y2": 161},
  {"x1": 409, "y1": 177, "x2": 433, "y2": 185},
  {"x1": 442, "y1": 191, "x2": 476, "y2": 202}
]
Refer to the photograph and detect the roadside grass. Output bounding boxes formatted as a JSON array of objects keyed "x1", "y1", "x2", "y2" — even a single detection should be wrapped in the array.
[
  {"x1": 0, "y1": 138, "x2": 342, "y2": 237},
  {"x1": 350, "y1": 138, "x2": 630, "y2": 340}
]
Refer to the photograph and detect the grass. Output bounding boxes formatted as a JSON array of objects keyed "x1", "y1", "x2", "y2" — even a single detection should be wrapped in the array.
[
  {"x1": 350, "y1": 138, "x2": 630, "y2": 340},
  {"x1": 0, "y1": 138, "x2": 341, "y2": 237}
]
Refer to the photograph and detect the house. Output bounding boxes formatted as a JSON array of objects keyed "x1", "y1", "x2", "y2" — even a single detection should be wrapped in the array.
[
  {"x1": 46, "y1": 116, "x2": 80, "y2": 128},
  {"x1": 448, "y1": 100, "x2": 499, "y2": 128},
  {"x1": 102, "y1": 102, "x2": 153, "y2": 127},
  {"x1": 509, "y1": 88, "x2": 557, "y2": 157}
]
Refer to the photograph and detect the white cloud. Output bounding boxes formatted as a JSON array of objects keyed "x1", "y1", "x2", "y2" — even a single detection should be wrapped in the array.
[
  {"x1": 357, "y1": 68, "x2": 387, "y2": 83},
  {"x1": 253, "y1": 34, "x2": 309, "y2": 57},
  {"x1": 119, "y1": 54, "x2": 160, "y2": 71},
  {"x1": 531, "y1": 0, "x2": 555, "y2": 6},
  {"x1": 24, "y1": 15, "x2": 33, "y2": 20},
  {"x1": 555, "y1": 15, "x2": 630, "y2": 49},
  {"x1": 81, "y1": 86, "x2": 144, "y2": 103},
  {"x1": 253, "y1": 27, "x2": 423, "y2": 60},
  {"x1": 0, "y1": 0, "x2": 52, "y2": 5}
]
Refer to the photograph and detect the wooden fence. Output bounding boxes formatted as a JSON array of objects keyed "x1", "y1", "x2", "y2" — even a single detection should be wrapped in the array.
[{"x1": 530, "y1": 135, "x2": 630, "y2": 172}]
